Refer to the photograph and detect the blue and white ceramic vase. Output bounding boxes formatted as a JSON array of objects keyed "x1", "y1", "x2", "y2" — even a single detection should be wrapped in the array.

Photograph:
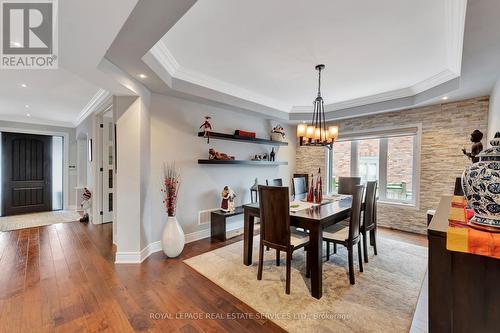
[{"x1": 462, "y1": 134, "x2": 500, "y2": 228}]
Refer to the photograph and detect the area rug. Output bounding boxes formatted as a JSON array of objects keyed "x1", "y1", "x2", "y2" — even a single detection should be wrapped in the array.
[
  {"x1": 0, "y1": 210, "x2": 81, "y2": 231},
  {"x1": 185, "y1": 235, "x2": 427, "y2": 333}
]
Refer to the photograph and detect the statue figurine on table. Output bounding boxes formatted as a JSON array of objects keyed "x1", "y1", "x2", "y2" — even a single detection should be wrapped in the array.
[
  {"x1": 462, "y1": 129, "x2": 483, "y2": 163},
  {"x1": 199, "y1": 116, "x2": 212, "y2": 143},
  {"x1": 209, "y1": 148, "x2": 235, "y2": 160},
  {"x1": 221, "y1": 186, "x2": 236, "y2": 213}
]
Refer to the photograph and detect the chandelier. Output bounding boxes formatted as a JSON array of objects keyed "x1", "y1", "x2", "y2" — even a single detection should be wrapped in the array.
[{"x1": 296, "y1": 64, "x2": 338, "y2": 149}]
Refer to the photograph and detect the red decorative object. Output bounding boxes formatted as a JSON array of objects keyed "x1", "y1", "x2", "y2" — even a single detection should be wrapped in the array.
[
  {"x1": 208, "y1": 148, "x2": 235, "y2": 160},
  {"x1": 307, "y1": 175, "x2": 315, "y2": 202},
  {"x1": 161, "y1": 163, "x2": 181, "y2": 217},
  {"x1": 234, "y1": 130, "x2": 256, "y2": 138},
  {"x1": 315, "y1": 168, "x2": 323, "y2": 204}
]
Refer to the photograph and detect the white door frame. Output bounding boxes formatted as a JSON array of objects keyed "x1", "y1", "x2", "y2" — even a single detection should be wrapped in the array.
[
  {"x1": 0, "y1": 126, "x2": 70, "y2": 214},
  {"x1": 92, "y1": 103, "x2": 114, "y2": 224}
]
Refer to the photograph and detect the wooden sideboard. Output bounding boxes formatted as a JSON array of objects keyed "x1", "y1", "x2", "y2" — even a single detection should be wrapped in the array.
[{"x1": 428, "y1": 196, "x2": 500, "y2": 332}]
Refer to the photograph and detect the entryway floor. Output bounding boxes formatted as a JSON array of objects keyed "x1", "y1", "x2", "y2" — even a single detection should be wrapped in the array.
[{"x1": 0, "y1": 210, "x2": 81, "y2": 232}]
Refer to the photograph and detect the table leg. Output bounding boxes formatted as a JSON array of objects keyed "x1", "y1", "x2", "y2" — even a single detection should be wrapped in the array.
[
  {"x1": 310, "y1": 225, "x2": 323, "y2": 299},
  {"x1": 243, "y1": 210, "x2": 255, "y2": 266}
]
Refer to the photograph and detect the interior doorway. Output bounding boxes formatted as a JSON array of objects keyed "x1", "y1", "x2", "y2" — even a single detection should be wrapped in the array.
[
  {"x1": 1, "y1": 132, "x2": 64, "y2": 216},
  {"x1": 97, "y1": 108, "x2": 115, "y2": 224}
]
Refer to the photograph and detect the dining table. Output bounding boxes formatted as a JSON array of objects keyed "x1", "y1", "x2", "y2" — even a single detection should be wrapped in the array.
[{"x1": 242, "y1": 196, "x2": 355, "y2": 300}]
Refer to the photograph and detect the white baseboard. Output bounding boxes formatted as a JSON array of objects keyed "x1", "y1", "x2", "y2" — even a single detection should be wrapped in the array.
[{"x1": 115, "y1": 220, "x2": 244, "y2": 264}]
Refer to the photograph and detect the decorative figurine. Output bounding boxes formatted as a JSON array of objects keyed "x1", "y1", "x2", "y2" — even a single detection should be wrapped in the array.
[
  {"x1": 462, "y1": 129, "x2": 484, "y2": 163},
  {"x1": 199, "y1": 116, "x2": 212, "y2": 143},
  {"x1": 250, "y1": 178, "x2": 259, "y2": 203},
  {"x1": 262, "y1": 153, "x2": 269, "y2": 161},
  {"x1": 208, "y1": 148, "x2": 235, "y2": 160},
  {"x1": 269, "y1": 148, "x2": 276, "y2": 161},
  {"x1": 271, "y1": 124, "x2": 286, "y2": 142},
  {"x1": 221, "y1": 186, "x2": 236, "y2": 213},
  {"x1": 80, "y1": 187, "x2": 92, "y2": 222}
]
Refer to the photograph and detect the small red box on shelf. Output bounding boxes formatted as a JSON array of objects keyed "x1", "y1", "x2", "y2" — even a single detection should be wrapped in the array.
[{"x1": 234, "y1": 130, "x2": 256, "y2": 138}]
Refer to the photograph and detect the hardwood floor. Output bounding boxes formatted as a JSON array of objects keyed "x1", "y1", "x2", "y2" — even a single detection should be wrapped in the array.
[{"x1": 0, "y1": 222, "x2": 427, "y2": 333}]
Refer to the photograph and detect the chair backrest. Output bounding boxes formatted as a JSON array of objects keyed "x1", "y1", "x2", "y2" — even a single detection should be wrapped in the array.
[
  {"x1": 292, "y1": 177, "x2": 307, "y2": 197},
  {"x1": 266, "y1": 178, "x2": 283, "y2": 186},
  {"x1": 293, "y1": 173, "x2": 309, "y2": 191},
  {"x1": 348, "y1": 184, "x2": 365, "y2": 242},
  {"x1": 338, "y1": 177, "x2": 361, "y2": 195},
  {"x1": 363, "y1": 181, "x2": 377, "y2": 229},
  {"x1": 258, "y1": 185, "x2": 290, "y2": 248}
]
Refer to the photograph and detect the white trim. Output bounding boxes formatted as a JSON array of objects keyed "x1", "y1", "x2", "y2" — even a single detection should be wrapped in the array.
[
  {"x1": 74, "y1": 89, "x2": 112, "y2": 127},
  {"x1": 148, "y1": 1, "x2": 466, "y2": 117},
  {"x1": 115, "y1": 220, "x2": 245, "y2": 264},
  {"x1": 0, "y1": 126, "x2": 70, "y2": 211}
]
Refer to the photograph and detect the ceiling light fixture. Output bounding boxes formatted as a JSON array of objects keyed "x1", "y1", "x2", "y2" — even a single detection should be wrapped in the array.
[
  {"x1": 26, "y1": 113, "x2": 31, "y2": 117},
  {"x1": 297, "y1": 64, "x2": 338, "y2": 149},
  {"x1": 20, "y1": 83, "x2": 27, "y2": 88},
  {"x1": 138, "y1": 73, "x2": 147, "y2": 79},
  {"x1": 25, "y1": 104, "x2": 30, "y2": 108},
  {"x1": 442, "y1": 96, "x2": 448, "y2": 100}
]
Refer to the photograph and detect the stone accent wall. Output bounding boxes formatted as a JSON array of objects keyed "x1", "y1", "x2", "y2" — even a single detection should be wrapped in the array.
[{"x1": 295, "y1": 96, "x2": 489, "y2": 234}]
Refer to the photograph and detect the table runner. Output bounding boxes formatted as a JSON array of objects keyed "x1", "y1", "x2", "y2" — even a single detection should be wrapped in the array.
[{"x1": 446, "y1": 195, "x2": 500, "y2": 259}]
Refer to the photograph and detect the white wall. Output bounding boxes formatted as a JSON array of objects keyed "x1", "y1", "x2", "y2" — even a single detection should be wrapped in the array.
[
  {"x1": 148, "y1": 94, "x2": 296, "y2": 244},
  {"x1": 488, "y1": 76, "x2": 500, "y2": 143}
]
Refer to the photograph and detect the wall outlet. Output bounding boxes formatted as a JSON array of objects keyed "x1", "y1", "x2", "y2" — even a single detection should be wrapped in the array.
[{"x1": 198, "y1": 208, "x2": 218, "y2": 225}]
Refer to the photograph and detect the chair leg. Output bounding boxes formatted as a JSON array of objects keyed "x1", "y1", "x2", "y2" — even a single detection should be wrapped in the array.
[
  {"x1": 326, "y1": 241, "x2": 330, "y2": 261},
  {"x1": 358, "y1": 242, "x2": 364, "y2": 273},
  {"x1": 333, "y1": 243, "x2": 337, "y2": 254},
  {"x1": 286, "y1": 251, "x2": 291, "y2": 294},
  {"x1": 362, "y1": 230, "x2": 369, "y2": 263},
  {"x1": 348, "y1": 247, "x2": 355, "y2": 285},
  {"x1": 276, "y1": 249, "x2": 280, "y2": 266},
  {"x1": 305, "y1": 248, "x2": 311, "y2": 278},
  {"x1": 371, "y1": 229, "x2": 378, "y2": 255},
  {"x1": 257, "y1": 242, "x2": 264, "y2": 280}
]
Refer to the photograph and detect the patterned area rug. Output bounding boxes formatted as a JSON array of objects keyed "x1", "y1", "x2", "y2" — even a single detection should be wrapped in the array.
[
  {"x1": 185, "y1": 235, "x2": 427, "y2": 333},
  {"x1": 0, "y1": 210, "x2": 81, "y2": 231}
]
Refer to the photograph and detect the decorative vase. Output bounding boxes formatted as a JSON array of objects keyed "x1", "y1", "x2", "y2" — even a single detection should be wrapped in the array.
[
  {"x1": 462, "y1": 135, "x2": 500, "y2": 228},
  {"x1": 161, "y1": 216, "x2": 185, "y2": 257}
]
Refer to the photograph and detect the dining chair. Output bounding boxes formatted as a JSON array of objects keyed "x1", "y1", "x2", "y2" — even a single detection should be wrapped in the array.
[
  {"x1": 292, "y1": 173, "x2": 309, "y2": 193},
  {"x1": 266, "y1": 178, "x2": 283, "y2": 186},
  {"x1": 361, "y1": 181, "x2": 378, "y2": 263},
  {"x1": 257, "y1": 185, "x2": 311, "y2": 294},
  {"x1": 323, "y1": 184, "x2": 365, "y2": 285},
  {"x1": 292, "y1": 176, "x2": 307, "y2": 198},
  {"x1": 337, "y1": 177, "x2": 361, "y2": 195}
]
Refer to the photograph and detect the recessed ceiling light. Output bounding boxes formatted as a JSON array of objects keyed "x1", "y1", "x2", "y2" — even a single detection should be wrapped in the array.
[
  {"x1": 20, "y1": 83, "x2": 27, "y2": 88},
  {"x1": 26, "y1": 113, "x2": 31, "y2": 117},
  {"x1": 442, "y1": 96, "x2": 448, "y2": 100},
  {"x1": 25, "y1": 104, "x2": 30, "y2": 108},
  {"x1": 10, "y1": 41, "x2": 22, "y2": 47},
  {"x1": 138, "y1": 73, "x2": 147, "y2": 79}
]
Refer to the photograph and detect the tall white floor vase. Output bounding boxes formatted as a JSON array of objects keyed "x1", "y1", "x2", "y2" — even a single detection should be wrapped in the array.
[{"x1": 161, "y1": 216, "x2": 185, "y2": 257}]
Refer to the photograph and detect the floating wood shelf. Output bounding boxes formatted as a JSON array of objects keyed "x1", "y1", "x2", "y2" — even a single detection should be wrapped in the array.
[
  {"x1": 198, "y1": 131, "x2": 288, "y2": 146},
  {"x1": 198, "y1": 159, "x2": 288, "y2": 166}
]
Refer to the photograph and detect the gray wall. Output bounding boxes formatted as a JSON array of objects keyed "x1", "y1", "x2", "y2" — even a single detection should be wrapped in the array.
[
  {"x1": 148, "y1": 93, "x2": 296, "y2": 243},
  {"x1": 0, "y1": 120, "x2": 77, "y2": 208}
]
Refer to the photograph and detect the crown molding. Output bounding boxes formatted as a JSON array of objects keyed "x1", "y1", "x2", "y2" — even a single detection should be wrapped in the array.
[
  {"x1": 74, "y1": 89, "x2": 112, "y2": 127},
  {"x1": 148, "y1": 1, "x2": 467, "y2": 117},
  {"x1": 0, "y1": 114, "x2": 74, "y2": 128}
]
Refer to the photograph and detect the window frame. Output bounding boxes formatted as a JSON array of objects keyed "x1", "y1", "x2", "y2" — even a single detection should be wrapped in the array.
[{"x1": 326, "y1": 124, "x2": 421, "y2": 208}]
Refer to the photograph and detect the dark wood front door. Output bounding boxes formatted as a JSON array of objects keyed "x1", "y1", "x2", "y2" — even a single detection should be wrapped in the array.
[{"x1": 1, "y1": 132, "x2": 52, "y2": 216}]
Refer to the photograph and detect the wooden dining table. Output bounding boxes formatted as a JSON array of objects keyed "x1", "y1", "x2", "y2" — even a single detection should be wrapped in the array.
[{"x1": 242, "y1": 197, "x2": 354, "y2": 299}]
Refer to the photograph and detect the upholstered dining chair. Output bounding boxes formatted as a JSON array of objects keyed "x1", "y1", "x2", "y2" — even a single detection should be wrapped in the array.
[
  {"x1": 266, "y1": 178, "x2": 283, "y2": 186},
  {"x1": 292, "y1": 176, "x2": 308, "y2": 199},
  {"x1": 292, "y1": 173, "x2": 309, "y2": 194},
  {"x1": 323, "y1": 184, "x2": 365, "y2": 285},
  {"x1": 257, "y1": 185, "x2": 311, "y2": 294},
  {"x1": 337, "y1": 177, "x2": 361, "y2": 195},
  {"x1": 361, "y1": 181, "x2": 378, "y2": 263}
]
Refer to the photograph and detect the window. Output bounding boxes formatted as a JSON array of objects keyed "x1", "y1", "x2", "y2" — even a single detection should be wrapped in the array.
[{"x1": 328, "y1": 128, "x2": 418, "y2": 205}]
